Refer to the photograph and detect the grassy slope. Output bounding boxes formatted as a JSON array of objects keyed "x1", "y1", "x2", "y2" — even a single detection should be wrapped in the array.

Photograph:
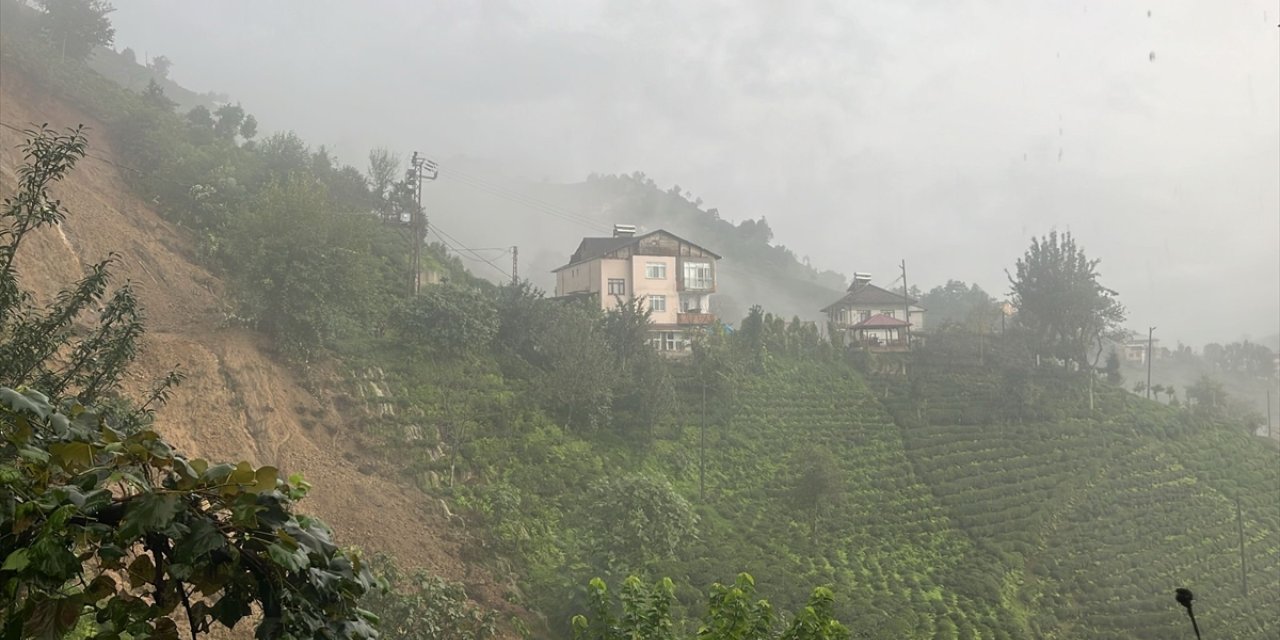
[
  {"x1": 890, "y1": 363, "x2": 1279, "y2": 639},
  {"x1": 650, "y1": 364, "x2": 1005, "y2": 634}
]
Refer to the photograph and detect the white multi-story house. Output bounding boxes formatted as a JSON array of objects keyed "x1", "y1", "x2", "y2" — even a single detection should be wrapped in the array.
[{"x1": 553, "y1": 225, "x2": 721, "y2": 353}]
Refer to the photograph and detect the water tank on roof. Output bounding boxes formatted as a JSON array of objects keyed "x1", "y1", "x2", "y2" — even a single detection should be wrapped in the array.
[{"x1": 613, "y1": 224, "x2": 637, "y2": 237}]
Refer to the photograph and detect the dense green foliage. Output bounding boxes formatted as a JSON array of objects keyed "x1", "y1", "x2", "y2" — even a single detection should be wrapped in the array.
[
  {"x1": 34, "y1": 0, "x2": 114, "y2": 61},
  {"x1": 1, "y1": 388, "x2": 380, "y2": 639},
  {"x1": 361, "y1": 554, "x2": 499, "y2": 640},
  {"x1": 917, "y1": 281, "x2": 1002, "y2": 333},
  {"x1": 571, "y1": 574, "x2": 849, "y2": 640}
]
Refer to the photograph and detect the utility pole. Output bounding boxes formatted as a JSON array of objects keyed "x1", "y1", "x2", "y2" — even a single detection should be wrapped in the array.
[
  {"x1": 1236, "y1": 497, "x2": 1248, "y2": 597},
  {"x1": 1267, "y1": 387, "x2": 1273, "y2": 440},
  {"x1": 1146, "y1": 326, "x2": 1156, "y2": 400},
  {"x1": 511, "y1": 246, "x2": 519, "y2": 285},
  {"x1": 407, "y1": 152, "x2": 438, "y2": 295},
  {"x1": 900, "y1": 260, "x2": 912, "y2": 347},
  {"x1": 700, "y1": 381, "x2": 707, "y2": 502}
]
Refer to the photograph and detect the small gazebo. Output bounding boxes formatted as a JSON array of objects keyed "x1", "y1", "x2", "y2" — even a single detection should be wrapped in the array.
[{"x1": 850, "y1": 314, "x2": 910, "y2": 351}]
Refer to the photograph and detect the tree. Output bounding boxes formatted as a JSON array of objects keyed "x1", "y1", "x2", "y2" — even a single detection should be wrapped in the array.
[
  {"x1": 149, "y1": 53, "x2": 172, "y2": 79},
  {"x1": 36, "y1": 0, "x2": 114, "y2": 61},
  {"x1": 778, "y1": 587, "x2": 850, "y2": 640},
  {"x1": 1007, "y1": 231, "x2": 1125, "y2": 368},
  {"x1": 390, "y1": 283, "x2": 497, "y2": 358},
  {"x1": 186, "y1": 105, "x2": 214, "y2": 129},
  {"x1": 1104, "y1": 350, "x2": 1123, "y2": 385},
  {"x1": 362, "y1": 554, "x2": 498, "y2": 640},
  {"x1": 214, "y1": 103, "x2": 246, "y2": 141},
  {"x1": 141, "y1": 78, "x2": 175, "y2": 111},
  {"x1": 368, "y1": 148, "x2": 401, "y2": 218},
  {"x1": 918, "y1": 281, "x2": 1000, "y2": 332},
  {"x1": 698, "y1": 573, "x2": 775, "y2": 640},
  {"x1": 239, "y1": 113, "x2": 259, "y2": 141},
  {"x1": 585, "y1": 474, "x2": 697, "y2": 572},
  {"x1": 605, "y1": 298, "x2": 673, "y2": 435},
  {"x1": 0, "y1": 125, "x2": 380, "y2": 639},
  {"x1": 0, "y1": 126, "x2": 144, "y2": 403},
  {"x1": 571, "y1": 575, "x2": 850, "y2": 640},
  {"x1": 535, "y1": 302, "x2": 617, "y2": 431},
  {"x1": 222, "y1": 174, "x2": 387, "y2": 354},
  {"x1": 791, "y1": 447, "x2": 844, "y2": 542},
  {"x1": 572, "y1": 577, "x2": 677, "y2": 640}
]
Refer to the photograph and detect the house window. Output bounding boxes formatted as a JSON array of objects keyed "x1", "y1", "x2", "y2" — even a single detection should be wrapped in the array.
[
  {"x1": 607, "y1": 278, "x2": 626, "y2": 295},
  {"x1": 860, "y1": 310, "x2": 872, "y2": 321},
  {"x1": 645, "y1": 262, "x2": 667, "y2": 279},
  {"x1": 648, "y1": 295, "x2": 667, "y2": 312},
  {"x1": 683, "y1": 261, "x2": 712, "y2": 289},
  {"x1": 881, "y1": 310, "x2": 895, "y2": 318},
  {"x1": 664, "y1": 332, "x2": 678, "y2": 351}
]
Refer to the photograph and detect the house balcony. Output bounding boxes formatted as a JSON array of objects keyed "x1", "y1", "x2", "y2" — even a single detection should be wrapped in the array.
[
  {"x1": 856, "y1": 336, "x2": 911, "y2": 353},
  {"x1": 677, "y1": 312, "x2": 716, "y2": 326}
]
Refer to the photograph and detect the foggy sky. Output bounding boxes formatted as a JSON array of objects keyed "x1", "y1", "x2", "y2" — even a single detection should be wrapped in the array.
[{"x1": 108, "y1": 1, "x2": 1279, "y2": 346}]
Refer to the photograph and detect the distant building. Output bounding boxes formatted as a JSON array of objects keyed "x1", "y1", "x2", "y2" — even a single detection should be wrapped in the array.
[
  {"x1": 822, "y1": 274, "x2": 925, "y2": 351},
  {"x1": 553, "y1": 225, "x2": 721, "y2": 354},
  {"x1": 1119, "y1": 331, "x2": 1165, "y2": 364}
]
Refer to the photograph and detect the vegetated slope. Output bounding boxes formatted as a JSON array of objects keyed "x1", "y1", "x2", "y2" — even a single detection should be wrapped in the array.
[
  {"x1": 883, "y1": 350, "x2": 1280, "y2": 639},
  {"x1": 652, "y1": 363, "x2": 1018, "y2": 637},
  {"x1": 0, "y1": 65, "x2": 511, "y2": 613}
]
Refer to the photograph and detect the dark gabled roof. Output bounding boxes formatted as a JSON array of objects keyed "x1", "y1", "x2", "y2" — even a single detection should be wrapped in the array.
[
  {"x1": 852, "y1": 313, "x2": 910, "y2": 329},
  {"x1": 574, "y1": 237, "x2": 636, "y2": 263},
  {"x1": 820, "y1": 283, "x2": 918, "y2": 313},
  {"x1": 552, "y1": 229, "x2": 721, "y2": 272}
]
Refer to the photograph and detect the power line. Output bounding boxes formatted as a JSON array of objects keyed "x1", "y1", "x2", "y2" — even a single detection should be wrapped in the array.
[{"x1": 428, "y1": 224, "x2": 510, "y2": 280}]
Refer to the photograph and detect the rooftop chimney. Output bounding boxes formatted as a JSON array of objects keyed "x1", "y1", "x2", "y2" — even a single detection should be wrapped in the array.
[{"x1": 613, "y1": 223, "x2": 637, "y2": 238}]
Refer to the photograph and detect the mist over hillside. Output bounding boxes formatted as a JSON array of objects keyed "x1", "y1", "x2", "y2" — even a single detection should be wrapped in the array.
[
  {"x1": 2, "y1": 2, "x2": 1278, "y2": 639},
  {"x1": 105, "y1": 0, "x2": 1280, "y2": 346},
  {"x1": 423, "y1": 162, "x2": 849, "y2": 324}
]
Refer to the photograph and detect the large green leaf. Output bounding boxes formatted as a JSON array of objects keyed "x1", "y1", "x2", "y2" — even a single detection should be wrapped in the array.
[
  {"x1": 1, "y1": 548, "x2": 30, "y2": 572},
  {"x1": 118, "y1": 493, "x2": 181, "y2": 540},
  {"x1": 171, "y1": 517, "x2": 225, "y2": 564},
  {"x1": 0, "y1": 387, "x2": 52, "y2": 417}
]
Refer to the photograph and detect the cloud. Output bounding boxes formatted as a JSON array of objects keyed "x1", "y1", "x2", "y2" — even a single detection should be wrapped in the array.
[{"x1": 108, "y1": 0, "x2": 1279, "y2": 343}]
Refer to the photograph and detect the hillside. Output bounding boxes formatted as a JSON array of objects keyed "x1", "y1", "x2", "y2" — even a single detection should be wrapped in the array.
[
  {"x1": 349, "y1": 307, "x2": 1278, "y2": 638},
  {"x1": 878, "y1": 345, "x2": 1280, "y2": 638},
  {"x1": 0, "y1": 62, "x2": 516, "y2": 620},
  {"x1": 3, "y1": 8, "x2": 1277, "y2": 639}
]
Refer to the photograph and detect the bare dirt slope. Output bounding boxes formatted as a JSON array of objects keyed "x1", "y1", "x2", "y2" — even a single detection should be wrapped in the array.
[{"x1": 0, "y1": 66, "x2": 512, "y2": 614}]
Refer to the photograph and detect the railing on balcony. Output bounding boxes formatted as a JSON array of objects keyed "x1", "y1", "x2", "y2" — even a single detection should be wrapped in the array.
[{"x1": 677, "y1": 312, "x2": 715, "y2": 325}]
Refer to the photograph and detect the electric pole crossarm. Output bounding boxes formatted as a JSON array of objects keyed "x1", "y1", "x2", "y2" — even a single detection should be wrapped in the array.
[{"x1": 407, "y1": 151, "x2": 438, "y2": 295}]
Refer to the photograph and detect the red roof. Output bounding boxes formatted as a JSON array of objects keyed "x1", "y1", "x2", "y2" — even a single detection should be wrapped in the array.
[{"x1": 852, "y1": 313, "x2": 910, "y2": 329}]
